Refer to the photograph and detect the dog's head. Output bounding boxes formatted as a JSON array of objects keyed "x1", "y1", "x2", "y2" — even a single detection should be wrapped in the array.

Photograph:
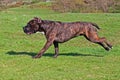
[{"x1": 23, "y1": 17, "x2": 42, "y2": 35}]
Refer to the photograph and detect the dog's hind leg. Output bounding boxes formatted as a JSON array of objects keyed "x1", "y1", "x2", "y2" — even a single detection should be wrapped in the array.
[
  {"x1": 84, "y1": 32, "x2": 111, "y2": 51},
  {"x1": 101, "y1": 37, "x2": 112, "y2": 49}
]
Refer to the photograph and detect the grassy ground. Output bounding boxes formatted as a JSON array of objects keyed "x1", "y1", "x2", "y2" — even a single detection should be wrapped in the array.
[{"x1": 0, "y1": 5, "x2": 120, "y2": 80}]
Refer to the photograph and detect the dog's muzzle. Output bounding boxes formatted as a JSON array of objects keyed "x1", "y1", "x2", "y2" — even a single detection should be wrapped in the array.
[
  {"x1": 23, "y1": 27, "x2": 27, "y2": 33},
  {"x1": 23, "y1": 27, "x2": 36, "y2": 35},
  {"x1": 23, "y1": 27, "x2": 30, "y2": 34}
]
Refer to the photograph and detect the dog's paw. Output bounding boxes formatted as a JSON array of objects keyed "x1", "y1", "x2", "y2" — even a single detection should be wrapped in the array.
[
  {"x1": 32, "y1": 55, "x2": 41, "y2": 59},
  {"x1": 53, "y1": 54, "x2": 58, "y2": 58},
  {"x1": 105, "y1": 47, "x2": 110, "y2": 51}
]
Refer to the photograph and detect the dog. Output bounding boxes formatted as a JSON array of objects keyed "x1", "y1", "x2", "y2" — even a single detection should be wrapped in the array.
[{"x1": 23, "y1": 17, "x2": 112, "y2": 58}]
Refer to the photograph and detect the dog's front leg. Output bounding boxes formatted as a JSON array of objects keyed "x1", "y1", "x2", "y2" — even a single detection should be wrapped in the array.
[
  {"x1": 53, "y1": 41, "x2": 59, "y2": 58},
  {"x1": 33, "y1": 40, "x2": 53, "y2": 59}
]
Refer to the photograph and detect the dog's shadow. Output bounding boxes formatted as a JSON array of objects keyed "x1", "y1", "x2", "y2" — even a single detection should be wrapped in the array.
[{"x1": 6, "y1": 51, "x2": 104, "y2": 57}]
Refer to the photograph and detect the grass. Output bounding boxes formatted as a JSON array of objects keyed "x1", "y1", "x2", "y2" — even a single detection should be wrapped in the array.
[{"x1": 0, "y1": 4, "x2": 120, "y2": 80}]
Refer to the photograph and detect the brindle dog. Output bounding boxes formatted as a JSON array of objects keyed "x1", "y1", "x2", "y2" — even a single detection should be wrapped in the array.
[{"x1": 23, "y1": 17, "x2": 112, "y2": 58}]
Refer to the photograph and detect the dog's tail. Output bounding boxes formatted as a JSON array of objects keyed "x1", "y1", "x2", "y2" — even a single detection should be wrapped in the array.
[{"x1": 91, "y1": 23, "x2": 100, "y2": 30}]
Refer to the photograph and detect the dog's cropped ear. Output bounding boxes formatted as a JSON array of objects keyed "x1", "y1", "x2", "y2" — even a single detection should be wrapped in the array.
[{"x1": 34, "y1": 17, "x2": 42, "y2": 23}]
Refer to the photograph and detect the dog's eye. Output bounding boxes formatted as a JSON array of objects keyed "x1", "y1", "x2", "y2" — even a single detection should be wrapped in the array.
[
  {"x1": 30, "y1": 22, "x2": 36, "y2": 25},
  {"x1": 27, "y1": 24, "x2": 31, "y2": 26}
]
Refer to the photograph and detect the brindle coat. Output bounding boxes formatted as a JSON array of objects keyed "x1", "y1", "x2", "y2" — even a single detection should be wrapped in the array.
[{"x1": 23, "y1": 17, "x2": 112, "y2": 58}]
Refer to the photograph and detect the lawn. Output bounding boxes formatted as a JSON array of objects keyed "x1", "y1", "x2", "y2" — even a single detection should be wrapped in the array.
[{"x1": 0, "y1": 4, "x2": 120, "y2": 80}]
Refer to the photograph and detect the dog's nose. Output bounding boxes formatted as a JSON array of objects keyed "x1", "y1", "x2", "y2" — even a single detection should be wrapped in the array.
[
  {"x1": 23, "y1": 27, "x2": 26, "y2": 33},
  {"x1": 23, "y1": 27, "x2": 26, "y2": 32}
]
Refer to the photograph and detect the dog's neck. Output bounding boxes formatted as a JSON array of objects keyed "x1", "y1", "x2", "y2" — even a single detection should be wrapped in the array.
[{"x1": 38, "y1": 20, "x2": 53, "y2": 35}]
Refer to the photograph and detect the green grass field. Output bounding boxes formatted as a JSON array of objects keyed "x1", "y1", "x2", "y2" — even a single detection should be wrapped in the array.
[{"x1": 0, "y1": 4, "x2": 120, "y2": 80}]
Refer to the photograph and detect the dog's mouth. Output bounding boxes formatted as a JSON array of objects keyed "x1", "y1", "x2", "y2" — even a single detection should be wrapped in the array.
[
  {"x1": 26, "y1": 32, "x2": 33, "y2": 35},
  {"x1": 25, "y1": 31, "x2": 36, "y2": 35},
  {"x1": 23, "y1": 27, "x2": 36, "y2": 35}
]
